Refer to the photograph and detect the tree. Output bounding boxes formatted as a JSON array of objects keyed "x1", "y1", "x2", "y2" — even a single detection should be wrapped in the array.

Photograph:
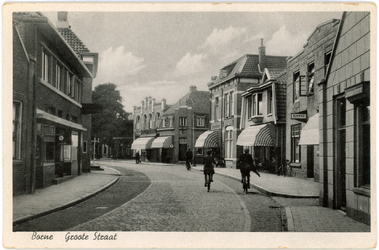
[{"x1": 92, "y1": 83, "x2": 128, "y2": 156}]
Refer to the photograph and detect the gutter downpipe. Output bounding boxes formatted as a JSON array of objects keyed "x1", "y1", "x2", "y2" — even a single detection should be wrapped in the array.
[{"x1": 319, "y1": 12, "x2": 346, "y2": 207}]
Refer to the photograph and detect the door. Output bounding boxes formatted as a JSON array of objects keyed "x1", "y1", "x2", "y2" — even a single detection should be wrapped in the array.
[
  {"x1": 307, "y1": 145, "x2": 314, "y2": 178},
  {"x1": 179, "y1": 144, "x2": 187, "y2": 161}
]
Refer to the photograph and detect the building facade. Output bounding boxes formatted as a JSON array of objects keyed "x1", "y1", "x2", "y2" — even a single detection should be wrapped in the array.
[
  {"x1": 208, "y1": 40, "x2": 287, "y2": 168},
  {"x1": 238, "y1": 68, "x2": 287, "y2": 174},
  {"x1": 131, "y1": 97, "x2": 170, "y2": 162},
  {"x1": 157, "y1": 86, "x2": 210, "y2": 164},
  {"x1": 286, "y1": 19, "x2": 340, "y2": 180},
  {"x1": 13, "y1": 12, "x2": 98, "y2": 195},
  {"x1": 319, "y1": 12, "x2": 370, "y2": 225}
]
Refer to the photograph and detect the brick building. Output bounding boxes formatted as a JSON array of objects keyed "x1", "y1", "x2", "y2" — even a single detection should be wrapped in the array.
[
  {"x1": 13, "y1": 12, "x2": 98, "y2": 195},
  {"x1": 286, "y1": 19, "x2": 340, "y2": 180},
  {"x1": 319, "y1": 12, "x2": 370, "y2": 225},
  {"x1": 207, "y1": 40, "x2": 287, "y2": 168},
  {"x1": 131, "y1": 97, "x2": 171, "y2": 162},
  {"x1": 157, "y1": 86, "x2": 210, "y2": 164}
]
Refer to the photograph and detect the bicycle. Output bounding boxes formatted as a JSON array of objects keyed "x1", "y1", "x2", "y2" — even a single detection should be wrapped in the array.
[
  {"x1": 204, "y1": 172, "x2": 213, "y2": 192},
  {"x1": 242, "y1": 174, "x2": 249, "y2": 194},
  {"x1": 186, "y1": 160, "x2": 191, "y2": 171},
  {"x1": 276, "y1": 160, "x2": 291, "y2": 176}
]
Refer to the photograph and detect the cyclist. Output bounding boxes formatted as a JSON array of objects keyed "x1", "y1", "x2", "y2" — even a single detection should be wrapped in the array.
[
  {"x1": 185, "y1": 147, "x2": 193, "y2": 171},
  {"x1": 203, "y1": 150, "x2": 216, "y2": 188},
  {"x1": 135, "y1": 151, "x2": 141, "y2": 164},
  {"x1": 238, "y1": 149, "x2": 260, "y2": 189}
]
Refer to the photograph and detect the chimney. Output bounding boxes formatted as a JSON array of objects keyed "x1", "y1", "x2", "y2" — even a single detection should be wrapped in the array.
[
  {"x1": 57, "y1": 11, "x2": 70, "y2": 29},
  {"x1": 259, "y1": 38, "x2": 266, "y2": 70},
  {"x1": 190, "y1": 85, "x2": 197, "y2": 92},
  {"x1": 162, "y1": 98, "x2": 166, "y2": 110}
]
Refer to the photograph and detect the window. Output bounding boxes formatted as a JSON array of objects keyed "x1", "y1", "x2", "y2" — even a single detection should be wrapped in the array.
[
  {"x1": 214, "y1": 97, "x2": 219, "y2": 120},
  {"x1": 13, "y1": 101, "x2": 22, "y2": 159},
  {"x1": 196, "y1": 148, "x2": 203, "y2": 155},
  {"x1": 324, "y1": 51, "x2": 332, "y2": 77},
  {"x1": 267, "y1": 89, "x2": 273, "y2": 114},
  {"x1": 46, "y1": 142, "x2": 55, "y2": 161},
  {"x1": 143, "y1": 115, "x2": 147, "y2": 129},
  {"x1": 247, "y1": 96, "x2": 252, "y2": 117},
  {"x1": 83, "y1": 141, "x2": 87, "y2": 153},
  {"x1": 225, "y1": 127, "x2": 233, "y2": 158},
  {"x1": 149, "y1": 114, "x2": 153, "y2": 129},
  {"x1": 224, "y1": 93, "x2": 229, "y2": 117},
  {"x1": 42, "y1": 50, "x2": 50, "y2": 82},
  {"x1": 229, "y1": 91, "x2": 234, "y2": 116},
  {"x1": 252, "y1": 93, "x2": 263, "y2": 116},
  {"x1": 179, "y1": 117, "x2": 188, "y2": 126},
  {"x1": 56, "y1": 64, "x2": 61, "y2": 90},
  {"x1": 293, "y1": 71, "x2": 300, "y2": 102},
  {"x1": 356, "y1": 103, "x2": 370, "y2": 187},
  {"x1": 291, "y1": 124, "x2": 301, "y2": 162},
  {"x1": 66, "y1": 71, "x2": 71, "y2": 95},
  {"x1": 196, "y1": 117, "x2": 205, "y2": 127},
  {"x1": 308, "y1": 62, "x2": 315, "y2": 94},
  {"x1": 71, "y1": 76, "x2": 76, "y2": 98}
]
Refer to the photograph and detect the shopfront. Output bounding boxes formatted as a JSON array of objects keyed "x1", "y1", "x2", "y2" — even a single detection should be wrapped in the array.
[{"x1": 194, "y1": 130, "x2": 219, "y2": 165}]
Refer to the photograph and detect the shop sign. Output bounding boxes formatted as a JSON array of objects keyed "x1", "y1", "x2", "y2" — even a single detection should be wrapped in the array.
[{"x1": 291, "y1": 113, "x2": 307, "y2": 120}]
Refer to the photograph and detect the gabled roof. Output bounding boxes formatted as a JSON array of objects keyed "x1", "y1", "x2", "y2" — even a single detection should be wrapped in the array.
[
  {"x1": 163, "y1": 90, "x2": 210, "y2": 115},
  {"x1": 58, "y1": 28, "x2": 90, "y2": 56},
  {"x1": 209, "y1": 54, "x2": 287, "y2": 88}
]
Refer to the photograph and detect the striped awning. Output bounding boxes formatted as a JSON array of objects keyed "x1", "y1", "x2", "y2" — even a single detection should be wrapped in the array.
[
  {"x1": 131, "y1": 137, "x2": 154, "y2": 150},
  {"x1": 299, "y1": 113, "x2": 319, "y2": 145},
  {"x1": 195, "y1": 130, "x2": 219, "y2": 148},
  {"x1": 151, "y1": 136, "x2": 173, "y2": 148},
  {"x1": 236, "y1": 124, "x2": 274, "y2": 147}
]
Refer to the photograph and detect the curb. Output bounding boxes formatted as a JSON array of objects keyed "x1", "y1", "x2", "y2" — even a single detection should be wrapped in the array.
[
  {"x1": 13, "y1": 175, "x2": 120, "y2": 226},
  {"x1": 213, "y1": 171, "x2": 319, "y2": 199},
  {"x1": 285, "y1": 207, "x2": 295, "y2": 232}
]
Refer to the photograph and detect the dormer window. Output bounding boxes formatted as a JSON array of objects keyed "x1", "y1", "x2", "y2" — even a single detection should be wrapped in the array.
[{"x1": 219, "y1": 69, "x2": 227, "y2": 79}]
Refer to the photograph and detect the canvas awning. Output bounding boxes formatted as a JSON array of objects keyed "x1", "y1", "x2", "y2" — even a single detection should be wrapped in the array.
[
  {"x1": 151, "y1": 136, "x2": 173, "y2": 148},
  {"x1": 131, "y1": 137, "x2": 154, "y2": 150},
  {"x1": 236, "y1": 124, "x2": 274, "y2": 147},
  {"x1": 36, "y1": 109, "x2": 87, "y2": 131},
  {"x1": 299, "y1": 113, "x2": 319, "y2": 145},
  {"x1": 195, "y1": 130, "x2": 219, "y2": 148}
]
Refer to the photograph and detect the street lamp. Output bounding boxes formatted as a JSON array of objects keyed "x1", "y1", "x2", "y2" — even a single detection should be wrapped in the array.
[{"x1": 186, "y1": 98, "x2": 196, "y2": 166}]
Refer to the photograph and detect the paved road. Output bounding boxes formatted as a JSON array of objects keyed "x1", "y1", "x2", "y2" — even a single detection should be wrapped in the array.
[{"x1": 14, "y1": 161, "x2": 284, "y2": 232}]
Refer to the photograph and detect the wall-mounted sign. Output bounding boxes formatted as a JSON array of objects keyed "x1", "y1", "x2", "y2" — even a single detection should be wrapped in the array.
[
  {"x1": 59, "y1": 135, "x2": 64, "y2": 141},
  {"x1": 291, "y1": 113, "x2": 307, "y2": 120}
]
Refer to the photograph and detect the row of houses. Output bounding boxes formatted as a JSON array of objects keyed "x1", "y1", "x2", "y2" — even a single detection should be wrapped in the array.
[
  {"x1": 131, "y1": 12, "x2": 371, "y2": 225},
  {"x1": 13, "y1": 12, "x2": 99, "y2": 195}
]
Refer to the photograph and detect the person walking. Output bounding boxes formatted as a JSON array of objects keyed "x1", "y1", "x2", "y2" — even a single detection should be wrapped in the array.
[
  {"x1": 185, "y1": 147, "x2": 193, "y2": 170},
  {"x1": 203, "y1": 150, "x2": 216, "y2": 188},
  {"x1": 238, "y1": 148, "x2": 260, "y2": 188},
  {"x1": 135, "y1": 151, "x2": 141, "y2": 164}
]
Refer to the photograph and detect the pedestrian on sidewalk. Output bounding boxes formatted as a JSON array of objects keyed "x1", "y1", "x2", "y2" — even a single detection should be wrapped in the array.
[
  {"x1": 135, "y1": 151, "x2": 141, "y2": 164},
  {"x1": 238, "y1": 149, "x2": 260, "y2": 187},
  {"x1": 203, "y1": 150, "x2": 216, "y2": 186},
  {"x1": 185, "y1": 147, "x2": 193, "y2": 170}
]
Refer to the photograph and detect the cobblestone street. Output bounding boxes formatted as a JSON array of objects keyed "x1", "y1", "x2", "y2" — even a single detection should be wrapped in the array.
[{"x1": 71, "y1": 161, "x2": 281, "y2": 232}]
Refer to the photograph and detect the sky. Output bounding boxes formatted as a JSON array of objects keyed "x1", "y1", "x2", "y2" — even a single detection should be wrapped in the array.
[{"x1": 43, "y1": 10, "x2": 342, "y2": 112}]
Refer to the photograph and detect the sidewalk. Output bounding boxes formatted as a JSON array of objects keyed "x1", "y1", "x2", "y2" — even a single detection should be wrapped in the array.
[
  {"x1": 13, "y1": 166, "x2": 120, "y2": 225},
  {"x1": 12, "y1": 160, "x2": 370, "y2": 232}
]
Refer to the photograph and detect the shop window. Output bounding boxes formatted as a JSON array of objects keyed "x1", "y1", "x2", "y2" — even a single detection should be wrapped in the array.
[
  {"x1": 60, "y1": 145, "x2": 71, "y2": 162},
  {"x1": 196, "y1": 148, "x2": 203, "y2": 155},
  {"x1": 196, "y1": 117, "x2": 205, "y2": 127},
  {"x1": 356, "y1": 104, "x2": 370, "y2": 188},
  {"x1": 291, "y1": 124, "x2": 301, "y2": 162},
  {"x1": 13, "y1": 101, "x2": 22, "y2": 159},
  {"x1": 308, "y1": 62, "x2": 315, "y2": 94},
  {"x1": 45, "y1": 142, "x2": 55, "y2": 161}
]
